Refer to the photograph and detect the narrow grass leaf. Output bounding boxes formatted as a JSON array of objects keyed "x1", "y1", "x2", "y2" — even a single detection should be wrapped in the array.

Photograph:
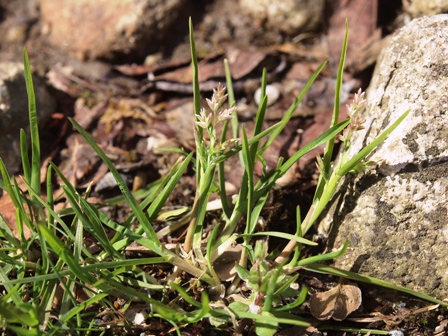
[
  {"x1": 318, "y1": 326, "x2": 389, "y2": 335},
  {"x1": 304, "y1": 263, "x2": 447, "y2": 307},
  {"x1": 38, "y1": 225, "x2": 110, "y2": 292},
  {"x1": 59, "y1": 293, "x2": 109, "y2": 323},
  {"x1": 20, "y1": 129, "x2": 31, "y2": 184},
  {"x1": 5, "y1": 325, "x2": 41, "y2": 336},
  {"x1": 261, "y1": 61, "x2": 327, "y2": 155},
  {"x1": 337, "y1": 109, "x2": 411, "y2": 176},
  {"x1": 297, "y1": 240, "x2": 348, "y2": 266},
  {"x1": 237, "y1": 232, "x2": 316, "y2": 246},
  {"x1": 69, "y1": 117, "x2": 161, "y2": 245},
  {"x1": 0, "y1": 298, "x2": 39, "y2": 327},
  {"x1": 231, "y1": 310, "x2": 310, "y2": 327},
  {"x1": 185, "y1": 293, "x2": 210, "y2": 323},
  {"x1": 323, "y1": 21, "x2": 348, "y2": 170},
  {"x1": 273, "y1": 285, "x2": 308, "y2": 312},
  {"x1": 146, "y1": 152, "x2": 193, "y2": 223},
  {"x1": 170, "y1": 282, "x2": 202, "y2": 308},
  {"x1": 23, "y1": 48, "x2": 40, "y2": 197},
  {"x1": 280, "y1": 119, "x2": 350, "y2": 175},
  {"x1": 255, "y1": 311, "x2": 278, "y2": 336}
]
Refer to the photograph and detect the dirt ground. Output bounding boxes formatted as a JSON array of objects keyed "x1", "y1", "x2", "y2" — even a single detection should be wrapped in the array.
[{"x1": 0, "y1": 0, "x2": 447, "y2": 335}]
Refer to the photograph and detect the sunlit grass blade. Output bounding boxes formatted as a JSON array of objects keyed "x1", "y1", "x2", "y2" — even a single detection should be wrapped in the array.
[
  {"x1": 230, "y1": 309, "x2": 310, "y2": 327},
  {"x1": 170, "y1": 282, "x2": 202, "y2": 308},
  {"x1": 0, "y1": 298, "x2": 39, "y2": 328},
  {"x1": 38, "y1": 225, "x2": 111, "y2": 293},
  {"x1": 324, "y1": 21, "x2": 348, "y2": 169},
  {"x1": 69, "y1": 117, "x2": 161, "y2": 245},
  {"x1": 58, "y1": 293, "x2": 109, "y2": 324},
  {"x1": 260, "y1": 61, "x2": 327, "y2": 155},
  {"x1": 296, "y1": 240, "x2": 348, "y2": 266},
  {"x1": 337, "y1": 109, "x2": 411, "y2": 176},
  {"x1": 146, "y1": 152, "x2": 193, "y2": 223},
  {"x1": 224, "y1": 58, "x2": 238, "y2": 138},
  {"x1": 272, "y1": 285, "x2": 307, "y2": 312},
  {"x1": 23, "y1": 48, "x2": 40, "y2": 198},
  {"x1": 218, "y1": 58, "x2": 238, "y2": 218},
  {"x1": 238, "y1": 231, "x2": 316, "y2": 246},
  {"x1": 279, "y1": 119, "x2": 350, "y2": 176},
  {"x1": 20, "y1": 129, "x2": 31, "y2": 184},
  {"x1": 303, "y1": 263, "x2": 447, "y2": 306},
  {"x1": 314, "y1": 20, "x2": 348, "y2": 203}
]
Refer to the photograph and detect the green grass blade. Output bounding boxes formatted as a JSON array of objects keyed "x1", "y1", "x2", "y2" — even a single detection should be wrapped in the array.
[
  {"x1": 20, "y1": 129, "x2": 31, "y2": 184},
  {"x1": 303, "y1": 263, "x2": 447, "y2": 307},
  {"x1": 146, "y1": 152, "x2": 193, "y2": 222},
  {"x1": 272, "y1": 285, "x2": 307, "y2": 312},
  {"x1": 58, "y1": 293, "x2": 108, "y2": 323},
  {"x1": 69, "y1": 117, "x2": 161, "y2": 246},
  {"x1": 189, "y1": 17, "x2": 201, "y2": 125},
  {"x1": 224, "y1": 58, "x2": 238, "y2": 138},
  {"x1": 38, "y1": 225, "x2": 110, "y2": 292},
  {"x1": 314, "y1": 21, "x2": 348, "y2": 202},
  {"x1": 260, "y1": 61, "x2": 327, "y2": 155},
  {"x1": 213, "y1": 122, "x2": 282, "y2": 164},
  {"x1": 324, "y1": 20, "x2": 348, "y2": 168},
  {"x1": 337, "y1": 109, "x2": 411, "y2": 176},
  {"x1": 23, "y1": 48, "x2": 40, "y2": 197},
  {"x1": 218, "y1": 59, "x2": 238, "y2": 218},
  {"x1": 296, "y1": 240, "x2": 348, "y2": 266},
  {"x1": 185, "y1": 293, "x2": 210, "y2": 323},
  {"x1": 279, "y1": 119, "x2": 350, "y2": 176},
  {"x1": 237, "y1": 231, "x2": 316, "y2": 246},
  {"x1": 0, "y1": 298, "x2": 39, "y2": 327},
  {"x1": 170, "y1": 282, "x2": 202, "y2": 308},
  {"x1": 45, "y1": 165, "x2": 54, "y2": 229}
]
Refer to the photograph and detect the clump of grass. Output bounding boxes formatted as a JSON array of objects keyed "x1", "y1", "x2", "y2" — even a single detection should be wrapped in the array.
[{"x1": 0, "y1": 19, "x2": 444, "y2": 336}]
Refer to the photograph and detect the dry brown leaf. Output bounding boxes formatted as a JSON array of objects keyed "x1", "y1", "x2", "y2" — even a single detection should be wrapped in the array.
[
  {"x1": 0, "y1": 192, "x2": 32, "y2": 240},
  {"x1": 310, "y1": 279, "x2": 362, "y2": 321},
  {"x1": 214, "y1": 245, "x2": 242, "y2": 282}
]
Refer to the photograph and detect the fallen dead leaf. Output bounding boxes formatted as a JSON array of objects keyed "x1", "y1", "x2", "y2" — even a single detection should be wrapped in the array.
[
  {"x1": 0, "y1": 191, "x2": 33, "y2": 240},
  {"x1": 310, "y1": 279, "x2": 362, "y2": 321},
  {"x1": 214, "y1": 244, "x2": 242, "y2": 282}
]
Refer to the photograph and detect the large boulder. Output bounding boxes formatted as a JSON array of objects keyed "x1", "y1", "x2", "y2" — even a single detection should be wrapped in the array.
[
  {"x1": 40, "y1": 0, "x2": 186, "y2": 61},
  {"x1": 320, "y1": 15, "x2": 448, "y2": 299}
]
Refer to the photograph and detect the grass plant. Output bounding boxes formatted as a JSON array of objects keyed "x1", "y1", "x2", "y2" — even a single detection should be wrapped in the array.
[{"x1": 0, "y1": 19, "x2": 445, "y2": 336}]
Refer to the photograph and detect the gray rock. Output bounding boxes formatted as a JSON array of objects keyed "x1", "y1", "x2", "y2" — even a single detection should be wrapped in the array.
[
  {"x1": 238, "y1": 0, "x2": 323, "y2": 35},
  {"x1": 403, "y1": 0, "x2": 448, "y2": 18},
  {"x1": 319, "y1": 15, "x2": 448, "y2": 299},
  {"x1": 0, "y1": 62, "x2": 55, "y2": 174},
  {"x1": 40, "y1": 0, "x2": 186, "y2": 61}
]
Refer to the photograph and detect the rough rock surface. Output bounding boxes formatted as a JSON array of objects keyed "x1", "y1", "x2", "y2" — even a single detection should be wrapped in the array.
[
  {"x1": 40, "y1": 0, "x2": 186, "y2": 61},
  {"x1": 320, "y1": 15, "x2": 448, "y2": 299},
  {"x1": 403, "y1": 0, "x2": 448, "y2": 18},
  {"x1": 238, "y1": 0, "x2": 323, "y2": 35},
  {"x1": 0, "y1": 62, "x2": 55, "y2": 173}
]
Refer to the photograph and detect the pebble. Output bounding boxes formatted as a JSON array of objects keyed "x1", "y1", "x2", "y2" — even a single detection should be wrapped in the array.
[{"x1": 254, "y1": 84, "x2": 280, "y2": 106}]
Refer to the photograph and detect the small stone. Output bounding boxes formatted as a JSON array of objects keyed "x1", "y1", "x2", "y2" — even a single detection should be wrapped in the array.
[{"x1": 254, "y1": 84, "x2": 280, "y2": 106}]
